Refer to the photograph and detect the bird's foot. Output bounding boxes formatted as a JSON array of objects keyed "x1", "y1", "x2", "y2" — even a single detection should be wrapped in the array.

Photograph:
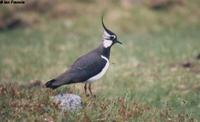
[
  {"x1": 86, "y1": 94, "x2": 90, "y2": 97},
  {"x1": 91, "y1": 94, "x2": 96, "y2": 98}
]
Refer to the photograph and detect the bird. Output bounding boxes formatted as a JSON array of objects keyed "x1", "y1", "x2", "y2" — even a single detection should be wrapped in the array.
[{"x1": 45, "y1": 16, "x2": 122, "y2": 97}]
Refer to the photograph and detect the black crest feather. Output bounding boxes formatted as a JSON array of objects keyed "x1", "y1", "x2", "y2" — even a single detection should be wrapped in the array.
[{"x1": 101, "y1": 15, "x2": 114, "y2": 35}]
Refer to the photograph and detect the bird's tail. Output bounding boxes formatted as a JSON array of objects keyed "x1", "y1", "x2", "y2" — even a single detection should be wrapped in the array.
[
  {"x1": 45, "y1": 71, "x2": 73, "y2": 89},
  {"x1": 45, "y1": 79, "x2": 62, "y2": 89}
]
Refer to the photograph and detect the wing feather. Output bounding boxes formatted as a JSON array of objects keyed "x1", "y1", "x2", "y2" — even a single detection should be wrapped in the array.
[{"x1": 55, "y1": 52, "x2": 107, "y2": 84}]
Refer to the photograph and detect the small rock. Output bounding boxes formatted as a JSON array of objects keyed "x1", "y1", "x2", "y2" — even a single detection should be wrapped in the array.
[
  {"x1": 28, "y1": 80, "x2": 43, "y2": 88},
  {"x1": 52, "y1": 93, "x2": 82, "y2": 112},
  {"x1": 192, "y1": 84, "x2": 200, "y2": 92},
  {"x1": 149, "y1": 0, "x2": 184, "y2": 10},
  {"x1": 182, "y1": 62, "x2": 193, "y2": 68},
  {"x1": 196, "y1": 54, "x2": 200, "y2": 60}
]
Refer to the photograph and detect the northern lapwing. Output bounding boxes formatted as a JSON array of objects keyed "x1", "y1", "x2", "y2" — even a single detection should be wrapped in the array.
[{"x1": 45, "y1": 16, "x2": 122, "y2": 96}]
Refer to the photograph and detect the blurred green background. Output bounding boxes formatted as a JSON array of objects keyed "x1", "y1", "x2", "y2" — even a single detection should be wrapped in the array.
[{"x1": 0, "y1": 0, "x2": 200, "y2": 121}]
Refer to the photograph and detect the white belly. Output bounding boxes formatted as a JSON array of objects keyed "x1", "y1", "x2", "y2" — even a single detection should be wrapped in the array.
[{"x1": 87, "y1": 55, "x2": 109, "y2": 83}]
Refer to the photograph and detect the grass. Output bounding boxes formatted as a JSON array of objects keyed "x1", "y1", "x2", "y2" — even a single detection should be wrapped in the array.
[{"x1": 0, "y1": 0, "x2": 200, "y2": 121}]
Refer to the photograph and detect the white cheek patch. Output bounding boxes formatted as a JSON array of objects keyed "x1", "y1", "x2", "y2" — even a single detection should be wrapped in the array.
[
  {"x1": 103, "y1": 30, "x2": 110, "y2": 38},
  {"x1": 103, "y1": 39, "x2": 113, "y2": 48}
]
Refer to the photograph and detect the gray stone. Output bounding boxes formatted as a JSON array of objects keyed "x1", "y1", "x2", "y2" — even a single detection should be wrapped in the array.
[{"x1": 52, "y1": 93, "x2": 82, "y2": 112}]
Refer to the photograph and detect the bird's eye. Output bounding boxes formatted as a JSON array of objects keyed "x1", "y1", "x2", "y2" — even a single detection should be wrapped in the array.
[{"x1": 110, "y1": 35, "x2": 116, "y2": 40}]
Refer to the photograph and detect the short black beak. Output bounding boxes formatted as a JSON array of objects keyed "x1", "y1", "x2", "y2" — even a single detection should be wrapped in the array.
[{"x1": 116, "y1": 40, "x2": 122, "y2": 45}]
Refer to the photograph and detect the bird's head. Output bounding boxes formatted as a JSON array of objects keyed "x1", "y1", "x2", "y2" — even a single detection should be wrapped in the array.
[{"x1": 102, "y1": 16, "x2": 122, "y2": 48}]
